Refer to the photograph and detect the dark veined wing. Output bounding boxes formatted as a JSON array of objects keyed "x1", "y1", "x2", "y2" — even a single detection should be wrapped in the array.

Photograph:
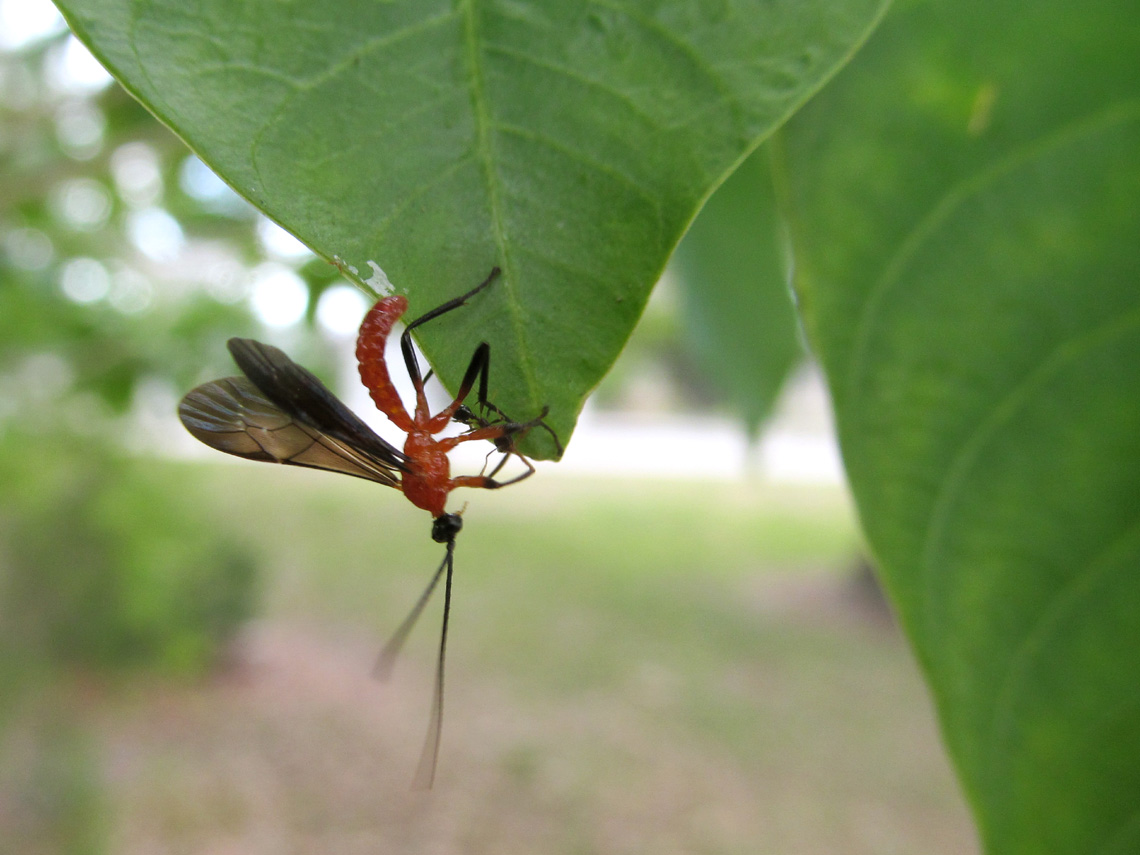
[
  {"x1": 226, "y1": 338, "x2": 407, "y2": 471},
  {"x1": 179, "y1": 343, "x2": 408, "y2": 485},
  {"x1": 180, "y1": 376, "x2": 404, "y2": 485}
]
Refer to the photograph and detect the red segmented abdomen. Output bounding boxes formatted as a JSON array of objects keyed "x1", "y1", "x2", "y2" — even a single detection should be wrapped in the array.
[{"x1": 357, "y1": 295, "x2": 414, "y2": 433}]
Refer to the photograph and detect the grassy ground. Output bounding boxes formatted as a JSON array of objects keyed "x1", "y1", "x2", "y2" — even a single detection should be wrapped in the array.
[{"x1": 85, "y1": 464, "x2": 976, "y2": 853}]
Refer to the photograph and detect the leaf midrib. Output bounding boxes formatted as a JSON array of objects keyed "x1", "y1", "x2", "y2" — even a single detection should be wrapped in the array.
[{"x1": 459, "y1": 0, "x2": 540, "y2": 410}]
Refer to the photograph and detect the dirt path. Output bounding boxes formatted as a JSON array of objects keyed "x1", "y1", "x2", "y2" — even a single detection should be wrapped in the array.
[{"x1": 90, "y1": 580, "x2": 976, "y2": 855}]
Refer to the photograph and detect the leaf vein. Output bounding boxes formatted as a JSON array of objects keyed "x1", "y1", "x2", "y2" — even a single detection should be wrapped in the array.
[
  {"x1": 483, "y1": 44, "x2": 662, "y2": 128},
  {"x1": 918, "y1": 292, "x2": 1140, "y2": 643},
  {"x1": 844, "y1": 104, "x2": 1140, "y2": 411},
  {"x1": 366, "y1": 155, "x2": 477, "y2": 248},
  {"x1": 584, "y1": 0, "x2": 734, "y2": 108},
  {"x1": 248, "y1": 10, "x2": 459, "y2": 186},
  {"x1": 301, "y1": 11, "x2": 459, "y2": 92},
  {"x1": 458, "y1": 0, "x2": 541, "y2": 410},
  {"x1": 985, "y1": 514, "x2": 1140, "y2": 784},
  {"x1": 493, "y1": 122, "x2": 660, "y2": 213}
]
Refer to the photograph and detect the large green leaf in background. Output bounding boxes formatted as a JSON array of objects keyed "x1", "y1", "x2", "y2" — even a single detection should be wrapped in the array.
[
  {"x1": 671, "y1": 145, "x2": 802, "y2": 435},
  {"x1": 52, "y1": 0, "x2": 887, "y2": 456},
  {"x1": 777, "y1": 0, "x2": 1140, "y2": 850}
]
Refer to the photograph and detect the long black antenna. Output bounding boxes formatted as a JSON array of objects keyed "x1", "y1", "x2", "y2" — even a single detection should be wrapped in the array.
[
  {"x1": 412, "y1": 538, "x2": 455, "y2": 789},
  {"x1": 374, "y1": 535, "x2": 457, "y2": 789},
  {"x1": 374, "y1": 544, "x2": 450, "y2": 680}
]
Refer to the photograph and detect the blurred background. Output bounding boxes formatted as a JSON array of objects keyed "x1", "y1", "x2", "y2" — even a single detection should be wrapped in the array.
[{"x1": 0, "y1": 3, "x2": 978, "y2": 853}]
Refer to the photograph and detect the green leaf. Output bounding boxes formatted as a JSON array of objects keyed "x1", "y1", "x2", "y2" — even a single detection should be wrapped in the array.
[
  {"x1": 671, "y1": 143, "x2": 802, "y2": 435},
  {"x1": 782, "y1": 0, "x2": 1140, "y2": 848},
  {"x1": 53, "y1": 0, "x2": 888, "y2": 456}
]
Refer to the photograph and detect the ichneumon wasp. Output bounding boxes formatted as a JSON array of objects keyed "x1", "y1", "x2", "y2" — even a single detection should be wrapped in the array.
[{"x1": 178, "y1": 267, "x2": 557, "y2": 786}]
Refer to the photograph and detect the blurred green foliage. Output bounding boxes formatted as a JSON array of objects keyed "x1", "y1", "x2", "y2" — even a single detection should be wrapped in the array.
[
  {"x1": 1, "y1": 29, "x2": 262, "y2": 680},
  {"x1": 0, "y1": 694, "x2": 106, "y2": 855},
  {"x1": 0, "y1": 429, "x2": 256, "y2": 675},
  {"x1": 0, "y1": 29, "x2": 270, "y2": 855}
]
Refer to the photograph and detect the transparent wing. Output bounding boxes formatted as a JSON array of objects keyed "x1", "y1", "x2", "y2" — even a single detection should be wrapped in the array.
[
  {"x1": 179, "y1": 376, "x2": 404, "y2": 486},
  {"x1": 227, "y1": 337, "x2": 407, "y2": 469}
]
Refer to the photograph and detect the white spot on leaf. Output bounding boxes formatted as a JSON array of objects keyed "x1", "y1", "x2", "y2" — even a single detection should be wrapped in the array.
[{"x1": 365, "y1": 260, "x2": 394, "y2": 295}]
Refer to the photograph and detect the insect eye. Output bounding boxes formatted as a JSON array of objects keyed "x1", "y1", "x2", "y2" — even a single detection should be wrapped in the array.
[{"x1": 431, "y1": 513, "x2": 463, "y2": 544}]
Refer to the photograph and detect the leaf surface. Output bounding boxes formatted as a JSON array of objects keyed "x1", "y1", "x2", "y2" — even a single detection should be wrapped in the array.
[
  {"x1": 54, "y1": 0, "x2": 887, "y2": 455},
  {"x1": 671, "y1": 145, "x2": 803, "y2": 435},
  {"x1": 782, "y1": 0, "x2": 1140, "y2": 848}
]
